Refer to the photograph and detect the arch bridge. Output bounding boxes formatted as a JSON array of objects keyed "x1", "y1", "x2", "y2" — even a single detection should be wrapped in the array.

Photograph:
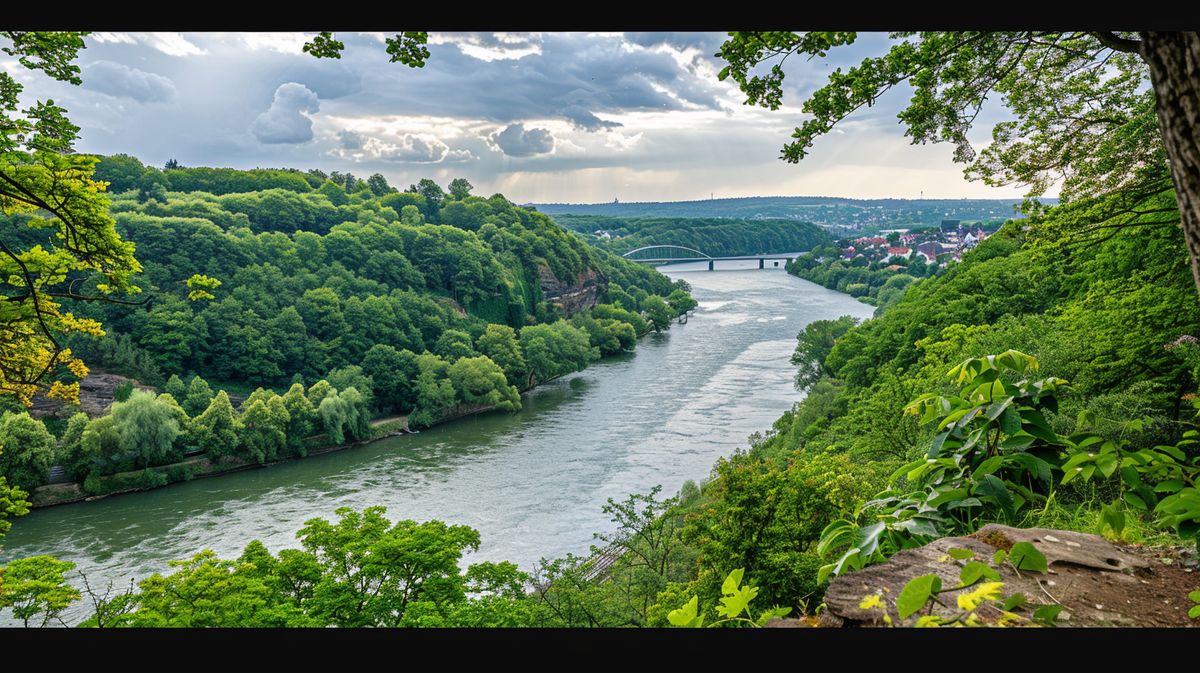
[{"x1": 620, "y1": 245, "x2": 798, "y2": 270}]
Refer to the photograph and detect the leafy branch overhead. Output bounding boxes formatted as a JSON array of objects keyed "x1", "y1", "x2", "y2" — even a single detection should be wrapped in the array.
[
  {"x1": 303, "y1": 31, "x2": 430, "y2": 68},
  {"x1": 716, "y1": 31, "x2": 1200, "y2": 295}
]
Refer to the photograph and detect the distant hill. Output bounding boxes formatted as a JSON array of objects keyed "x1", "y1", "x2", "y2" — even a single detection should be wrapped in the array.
[
  {"x1": 552, "y1": 215, "x2": 832, "y2": 258},
  {"x1": 529, "y1": 196, "x2": 1053, "y2": 230}
]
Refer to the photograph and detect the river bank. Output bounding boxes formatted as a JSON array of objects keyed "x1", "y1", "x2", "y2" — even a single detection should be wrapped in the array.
[
  {"x1": 25, "y1": 322, "x2": 687, "y2": 509},
  {"x1": 0, "y1": 265, "x2": 875, "y2": 626}
]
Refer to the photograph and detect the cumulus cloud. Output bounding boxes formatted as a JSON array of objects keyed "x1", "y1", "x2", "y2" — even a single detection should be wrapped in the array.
[
  {"x1": 250, "y1": 83, "x2": 320, "y2": 144},
  {"x1": 378, "y1": 135, "x2": 451, "y2": 163},
  {"x1": 562, "y1": 106, "x2": 622, "y2": 132},
  {"x1": 331, "y1": 132, "x2": 470, "y2": 164},
  {"x1": 83, "y1": 61, "x2": 176, "y2": 102},
  {"x1": 489, "y1": 123, "x2": 555, "y2": 157}
]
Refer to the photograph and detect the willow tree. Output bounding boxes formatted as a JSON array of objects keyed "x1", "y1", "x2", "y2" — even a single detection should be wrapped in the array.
[{"x1": 716, "y1": 32, "x2": 1200, "y2": 290}]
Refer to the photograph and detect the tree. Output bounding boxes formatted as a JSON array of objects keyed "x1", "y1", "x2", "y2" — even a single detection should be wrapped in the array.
[
  {"x1": 280, "y1": 382, "x2": 317, "y2": 456},
  {"x1": 640, "y1": 295, "x2": 672, "y2": 333},
  {"x1": 182, "y1": 375, "x2": 214, "y2": 417},
  {"x1": 192, "y1": 391, "x2": 241, "y2": 460},
  {"x1": 448, "y1": 178, "x2": 473, "y2": 201},
  {"x1": 366, "y1": 173, "x2": 394, "y2": 197},
  {"x1": 113, "y1": 550, "x2": 313, "y2": 627},
  {"x1": 1, "y1": 32, "x2": 142, "y2": 406},
  {"x1": 715, "y1": 32, "x2": 1200, "y2": 295},
  {"x1": 162, "y1": 374, "x2": 186, "y2": 402},
  {"x1": 110, "y1": 389, "x2": 181, "y2": 468},
  {"x1": 433, "y1": 329, "x2": 478, "y2": 362},
  {"x1": 362, "y1": 344, "x2": 419, "y2": 412},
  {"x1": 295, "y1": 506, "x2": 480, "y2": 627},
  {"x1": 790, "y1": 315, "x2": 860, "y2": 392},
  {"x1": 239, "y1": 396, "x2": 290, "y2": 464},
  {"x1": 447, "y1": 356, "x2": 521, "y2": 412},
  {"x1": 0, "y1": 555, "x2": 81, "y2": 627},
  {"x1": 409, "y1": 178, "x2": 445, "y2": 222},
  {"x1": 475, "y1": 325, "x2": 527, "y2": 388},
  {"x1": 410, "y1": 353, "x2": 456, "y2": 427},
  {"x1": 0, "y1": 412, "x2": 55, "y2": 491}
]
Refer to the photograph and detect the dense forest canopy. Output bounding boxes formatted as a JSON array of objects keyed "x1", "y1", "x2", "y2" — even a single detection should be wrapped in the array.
[{"x1": 549, "y1": 214, "x2": 831, "y2": 258}]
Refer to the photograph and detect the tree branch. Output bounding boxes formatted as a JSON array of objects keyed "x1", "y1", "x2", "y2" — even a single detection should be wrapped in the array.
[{"x1": 1091, "y1": 32, "x2": 1142, "y2": 54}]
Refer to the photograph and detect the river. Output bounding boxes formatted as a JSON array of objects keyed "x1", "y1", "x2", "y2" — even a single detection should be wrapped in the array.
[{"x1": 0, "y1": 261, "x2": 874, "y2": 623}]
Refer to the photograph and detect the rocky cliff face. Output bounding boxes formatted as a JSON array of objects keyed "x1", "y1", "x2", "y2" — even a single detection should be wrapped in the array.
[
  {"x1": 28, "y1": 371, "x2": 156, "y2": 419},
  {"x1": 538, "y1": 265, "x2": 605, "y2": 316}
]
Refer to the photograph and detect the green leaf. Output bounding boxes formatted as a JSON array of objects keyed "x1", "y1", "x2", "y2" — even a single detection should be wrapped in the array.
[
  {"x1": 974, "y1": 474, "x2": 1015, "y2": 515},
  {"x1": 1008, "y1": 542, "x2": 1048, "y2": 572},
  {"x1": 992, "y1": 549, "x2": 1007, "y2": 565},
  {"x1": 896, "y1": 574, "x2": 941, "y2": 619},
  {"x1": 1124, "y1": 492, "x2": 1148, "y2": 510},
  {"x1": 999, "y1": 406, "x2": 1022, "y2": 435},
  {"x1": 1000, "y1": 433, "x2": 1037, "y2": 451},
  {"x1": 971, "y1": 456, "x2": 1004, "y2": 480},
  {"x1": 717, "y1": 585, "x2": 759, "y2": 619},
  {"x1": 667, "y1": 595, "x2": 704, "y2": 627},
  {"x1": 1189, "y1": 605, "x2": 1200, "y2": 619},
  {"x1": 1100, "y1": 501, "x2": 1126, "y2": 537},
  {"x1": 959, "y1": 560, "x2": 1002, "y2": 587},
  {"x1": 816, "y1": 563, "x2": 837, "y2": 585},
  {"x1": 1188, "y1": 590, "x2": 1200, "y2": 603},
  {"x1": 1002, "y1": 593, "x2": 1028, "y2": 611},
  {"x1": 1033, "y1": 604, "x2": 1063, "y2": 625},
  {"x1": 1154, "y1": 480, "x2": 1185, "y2": 494},
  {"x1": 721, "y1": 568, "x2": 745, "y2": 596},
  {"x1": 927, "y1": 488, "x2": 969, "y2": 508},
  {"x1": 948, "y1": 547, "x2": 976, "y2": 560}
]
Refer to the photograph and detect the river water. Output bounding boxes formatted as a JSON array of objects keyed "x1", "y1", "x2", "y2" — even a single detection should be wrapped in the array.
[{"x1": 0, "y1": 261, "x2": 873, "y2": 622}]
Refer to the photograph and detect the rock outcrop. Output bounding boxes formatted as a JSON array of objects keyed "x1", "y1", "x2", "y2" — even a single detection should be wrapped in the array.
[
  {"x1": 28, "y1": 371, "x2": 156, "y2": 419},
  {"x1": 538, "y1": 265, "x2": 605, "y2": 316},
  {"x1": 819, "y1": 524, "x2": 1199, "y2": 627}
]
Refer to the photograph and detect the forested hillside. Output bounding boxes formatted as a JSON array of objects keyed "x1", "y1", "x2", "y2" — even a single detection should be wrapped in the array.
[
  {"x1": 550, "y1": 214, "x2": 831, "y2": 257},
  {"x1": 0, "y1": 156, "x2": 696, "y2": 502}
]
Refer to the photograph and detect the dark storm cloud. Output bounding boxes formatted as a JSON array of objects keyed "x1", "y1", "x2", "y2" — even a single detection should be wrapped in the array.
[
  {"x1": 623, "y1": 32, "x2": 727, "y2": 54},
  {"x1": 489, "y1": 123, "x2": 555, "y2": 157},
  {"x1": 340, "y1": 32, "x2": 724, "y2": 123},
  {"x1": 250, "y1": 83, "x2": 320, "y2": 144},
  {"x1": 82, "y1": 61, "x2": 176, "y2": 102}
]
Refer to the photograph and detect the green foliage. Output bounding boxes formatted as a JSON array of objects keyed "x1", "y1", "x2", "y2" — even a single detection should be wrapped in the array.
[
  {"x1": 791, "y1": 316, "x2": 858, "y2": 391},
  {"x1": 554, "y1": 214, "x2": 831, "y2": 258},
  {"x1": 0, "y1": 555, "x2": 81, "y2": 627},
  {"x1": 818, "y1": 351, "x2": 1068, "y2": 580},
  {"x1": 110, "y1": 389, "x2": 182, "y2": 468},
  {"x1": 1062, "y1": 401, "x2": 1200, "y2": 545},
  {"x1": 640, "y1": 295, "x2": 672, "y2": 333},
  {"x1": 192, "y1": 391, "x2": 241, "y2": 460},
  {"x1": 668, "y1": 568, "x2": 790, "y2": 628},
  {"x1": 0, "y1": 412, "x2": 55, "y2": 490},
  {"x1": 112, "y1": 380, "x2": 134, "y2": 403}
]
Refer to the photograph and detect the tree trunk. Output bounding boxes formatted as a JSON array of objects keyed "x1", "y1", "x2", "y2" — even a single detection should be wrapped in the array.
[{"x1": 1140, "y1": 32, "x2": 1200, "y2": 293}]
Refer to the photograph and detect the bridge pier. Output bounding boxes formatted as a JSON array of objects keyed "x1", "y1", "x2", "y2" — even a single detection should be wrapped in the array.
[
  {"x1": 759, "y1": 258, "x2": 764, "y2": 269},
  {"x1": 708, "y1": 260, "x2": 714, "y2": 271}
]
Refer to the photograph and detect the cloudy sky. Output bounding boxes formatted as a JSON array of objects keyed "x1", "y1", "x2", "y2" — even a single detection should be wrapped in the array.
[{"x1": 6, "y1": 32, "x2": 1029, "y2": 203}]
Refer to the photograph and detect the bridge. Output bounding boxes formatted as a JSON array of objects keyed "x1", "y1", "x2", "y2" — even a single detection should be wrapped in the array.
[{"x1": 620, "y1": 245, "x2": 799, "y2": 270}]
